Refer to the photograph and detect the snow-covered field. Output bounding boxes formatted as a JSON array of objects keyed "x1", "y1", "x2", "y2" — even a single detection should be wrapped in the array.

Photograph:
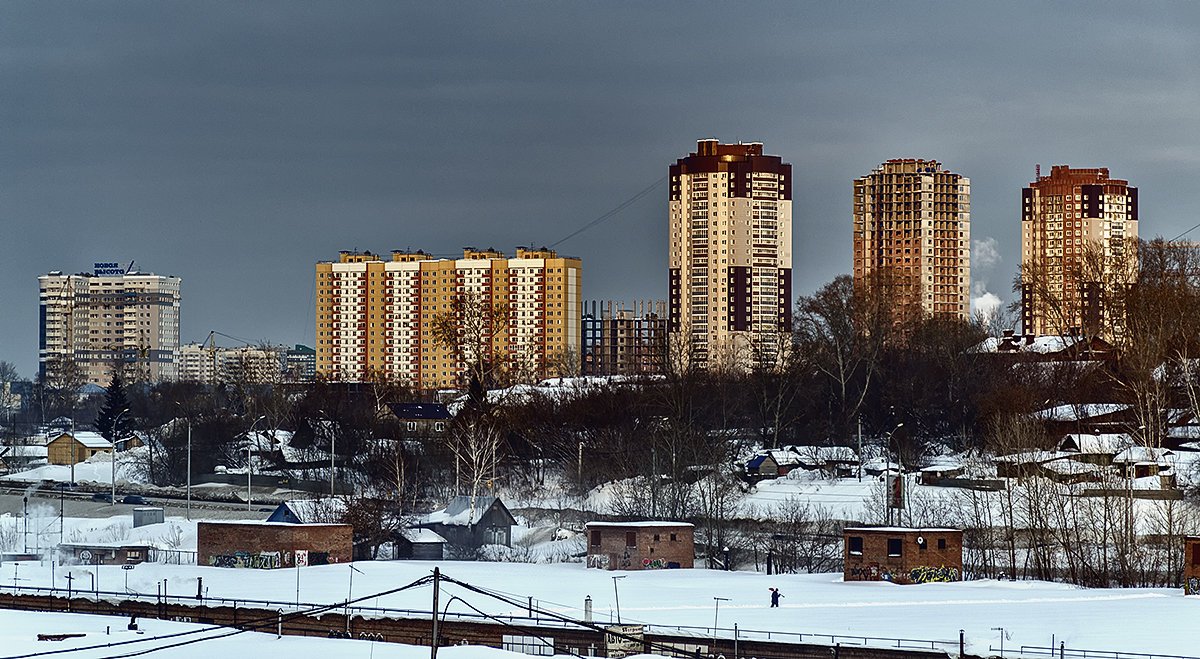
[
  {"x1": 1, "y1": 558, "x2": 1198, "y2": 657},
  {"x1": 0, "y1": 608, "x2": 532, "y2": 659}
]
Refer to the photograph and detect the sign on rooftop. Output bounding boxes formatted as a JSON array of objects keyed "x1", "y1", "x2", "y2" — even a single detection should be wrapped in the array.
[{"x1": 94, "y1": 262, "x2": 128, "y2": 276}]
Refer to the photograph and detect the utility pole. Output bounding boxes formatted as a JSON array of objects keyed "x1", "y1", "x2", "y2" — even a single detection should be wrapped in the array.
[{"x1": 431, "y1": 567, "x2": 440, "y2": 659}]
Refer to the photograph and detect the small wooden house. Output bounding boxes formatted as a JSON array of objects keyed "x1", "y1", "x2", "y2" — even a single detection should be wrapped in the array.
[
  {"x1": 384, "y1": 402, "x2": 451, "y2": 435},
  {"x1": 418, "y1": 495, "x2": 515, "y2": 548},
  {"x1": 392, "y1": 528, "x2": 448, "y2": 560},
  {"x1": 843, "y1": 527, "x2": 963, "y2": 584},
  {"x1": 47, "y1": 432, "x2": 112, "y2": 465},
  {"x1": 585, "y1": 521, "x2": 694, "y2": 570}
]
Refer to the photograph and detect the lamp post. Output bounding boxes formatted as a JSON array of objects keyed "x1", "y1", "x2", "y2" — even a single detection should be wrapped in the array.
[
  {"x1": 611, "y1": 575, "x2": 625, "y2": 624},
  {"x1": 111, "y1": 436, "x2": 135, "y2": 505},
  {"x1": 247, "y1": 415, "x2": 266, "y2": 511},
  {"x1": 110, "y1": 409, "x2": 130, "y2": 506},
  {"x1": 713, "y1": 597, "x2": 729, "y2": 641}
]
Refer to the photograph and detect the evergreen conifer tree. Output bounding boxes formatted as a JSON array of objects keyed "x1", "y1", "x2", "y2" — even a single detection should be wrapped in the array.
[{"x1": 96, "y1": 372, "x2": 133, "y2": 443}]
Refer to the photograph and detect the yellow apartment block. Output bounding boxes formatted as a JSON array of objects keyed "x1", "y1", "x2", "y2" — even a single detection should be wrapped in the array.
[{"x1": 315, "y1": 248, "x2": 582, "y2": 390}]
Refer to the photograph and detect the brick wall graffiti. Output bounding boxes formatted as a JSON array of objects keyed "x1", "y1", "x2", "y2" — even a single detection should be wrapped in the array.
[
  {"x1": 909, "y1": 565, "x2": 960, "y2": 583},
  {"x1": 848, "y1": 563, "x2": 882, "y2": 580},
  {"x1": 587, "y1": 555, "x2": 611, "y2": 569},
  {"x1": 208, "y1": 551, "x2": 282, "y2": 569},
  {"x1": 1186, "y1": 577, "x2": 1200, "y2": 595},
  {"x1": 642, "y1": 558, "x2": 665, "y2": 569}
]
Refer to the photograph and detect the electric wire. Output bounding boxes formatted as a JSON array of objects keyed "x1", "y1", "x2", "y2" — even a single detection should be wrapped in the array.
[
  {"x1": 0, "y1": 573, "x2": 434, "y2": 659},
  {"x1": 548, "y1": 175, "x2": 667, "y2": 249}
]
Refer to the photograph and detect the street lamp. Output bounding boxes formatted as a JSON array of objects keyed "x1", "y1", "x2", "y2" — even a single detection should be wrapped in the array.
[
  {"x1": 713, "y1": 597, "x2": 729, "y2": 640},
  {"x1": 110, "y1": 408, "x2": 130, "y2": 506},
  {"x1": 111, "y1": 436, "x2": 136, "y2": 505},
  {"x1": 611, "y1": 575, "x2": 625, "y2": 624},
  {"x1": 247, "y1": 415, "x2": 266, "y2": 511}
]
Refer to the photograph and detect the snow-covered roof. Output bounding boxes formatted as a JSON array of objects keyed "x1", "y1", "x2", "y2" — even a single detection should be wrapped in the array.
[
  {"x1": 55, "y1": 432, "x2": 113, "y2": 449},
  {"x1": 1113, "y1": 446, "x2": 1174, "y2": 464},
  {"x1": 1040, "y1": 457, "x2": 1104, "y2": 475},
  {"x1": 796, "y1": 446, "x2": 858, "y2": 465},
  {"x1": 396, "y1": 528, "x2": 448, "y2": 544},
  {"x1": 844, "y1": 527, "x2": 959, "y2": 533},
  {"x1": 0, "y1": 445, "x2": 47, "y2": 458},
  {"x1": 1036, "y1": 404, "x2": 1128, "y2": 422},
  {"x1": 974, "y1": 335, "x2": 1085, "y2": 354},
  {"x1": 387, "y1": 402, "x2": 451, "y2": 420},
  {"x1": 586, "y1": 521, "x2": 694, "y2": 528},
  {"x1": 422, "y1": 495, "x2": 513, "y2": 528},
  {"x1": 1058, "y1": 433, "x2": 1133, "y2": 455},
  {"x1": 276, "y1": 498, "x2": 347, "y2": 524},
  {"x1": 992, "y1": 450, "x2": 1071, "y2": 464}
]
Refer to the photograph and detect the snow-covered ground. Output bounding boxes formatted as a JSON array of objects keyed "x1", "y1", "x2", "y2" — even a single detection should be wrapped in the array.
[
  {"x1": 0, "y1": 608, "x2": 532, "y2": 659},
  {"x1": 0, "y1": 558, "x2": 1198, "y2": 656}
]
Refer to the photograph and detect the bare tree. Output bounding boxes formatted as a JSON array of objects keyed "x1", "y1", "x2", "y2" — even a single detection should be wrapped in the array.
[{"x1": 431, "y1": 289, "x2": 512, "y2": 391}]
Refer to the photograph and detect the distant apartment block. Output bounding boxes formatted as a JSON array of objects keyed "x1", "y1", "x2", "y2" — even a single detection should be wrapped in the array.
[
  {"x1": 1021, "y1": 166, "x2": 1138, "y2": 338},
  {"x1": 668, "y1": 139, "x2": 792, "y2": 369},
  {"x1": 285, "y1": 345, "x2": 316, "y2": 381},
  {"x1": 178, "y1": 342, "x2": 288, "y2": 384},
  {"x1": 853, "y1": 159, "x2": 971, "y2": 321},
  {"x1": 582, "y1": 300, "x2": 666, "y2": 376},
  {"x1": 315, "y1": 247, "x2": 582, "y2": 390},
  {"x1": 38, "y1": 264, "x2": 181, "y2": 385}
]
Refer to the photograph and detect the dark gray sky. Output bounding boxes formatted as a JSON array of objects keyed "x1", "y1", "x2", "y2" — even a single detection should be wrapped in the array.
[{"x1": 5, "y1": 2, "x2": 1200, "y2": 378}]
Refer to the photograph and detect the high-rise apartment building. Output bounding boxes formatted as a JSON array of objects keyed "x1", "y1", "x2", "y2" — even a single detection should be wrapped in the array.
[
  {"x1": 315, "y1": 247, "x2": 581, "y2": 390},
  {"x1": 39, "y1": 264, "x2": 181, "y2": 385},
  {"x1": 853, "y1": 159, "x2": 971, "y2": 321},
  {"x1": 582, "y1": 300, "x2": 666, "y2": 376},
  {"x1": 1021, "y1": 166, "x2": 1138, "y2": 338},
  {"x1": 668, "y1": 139, "x2": 792, "y2": 369}
]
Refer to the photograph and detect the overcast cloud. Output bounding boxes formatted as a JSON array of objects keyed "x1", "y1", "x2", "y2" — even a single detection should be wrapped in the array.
[{"x1": 4, "y1": 2, "x2": 1200, "y2": 377}]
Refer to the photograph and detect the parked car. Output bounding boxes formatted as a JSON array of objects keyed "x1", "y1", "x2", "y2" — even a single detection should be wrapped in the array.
[
  {"x1": 49, "y1": 482, "x2": 75, "y2": 491},
  {"x1": 91, "y1": 492, "x2": 113, "y2": 502},
  {"x1": 120, "y1": 495, "x2": 149, "y2": 505}
]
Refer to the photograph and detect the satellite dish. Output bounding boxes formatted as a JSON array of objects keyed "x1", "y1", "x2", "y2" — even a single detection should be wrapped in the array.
[{"x1": 916, "y1": 536, "x2": 925, "y2": 546}]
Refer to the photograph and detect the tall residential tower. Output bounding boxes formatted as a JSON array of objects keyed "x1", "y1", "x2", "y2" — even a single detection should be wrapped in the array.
[
  {"x1": 668, "y1": 139, "x2": 792, "y2": 369},
  {"x1": 853, "y1": 159, "x2": 971, "y2": 322},
  {"x1": 1020, "y1": 166, "x2": 1138, "y2": 338},
  {"x1": 39, "y1": 264, "x2": 181, "y2": 385}
]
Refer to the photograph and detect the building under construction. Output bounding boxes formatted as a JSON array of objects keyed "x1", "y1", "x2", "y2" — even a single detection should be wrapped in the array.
[{"x1": 582, "y1": 300, "x2": 666, "y2": 376}]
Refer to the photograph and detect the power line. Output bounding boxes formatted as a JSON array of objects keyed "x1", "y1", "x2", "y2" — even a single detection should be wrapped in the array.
[
  {"x1": 550, "y1": 176, "x2": 667, "y2": 249},
  {"x1": 0, "y1": 574, "x2": 434, "y2": 659}
]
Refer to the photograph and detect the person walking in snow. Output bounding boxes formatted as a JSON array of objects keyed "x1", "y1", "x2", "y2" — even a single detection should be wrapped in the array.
[{"x1": 769, "y1": 587, "x2": 782, "y2": 607}]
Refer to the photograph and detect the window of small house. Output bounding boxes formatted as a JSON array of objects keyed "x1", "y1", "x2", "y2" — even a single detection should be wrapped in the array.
[
  {"x1": 938, "y1": 538, "x2": 947, "y2": 550},
  {"x1": 590, "y1": 530, "x2": 600, "y2": 546},
  {"x1": 887, "y1": 538, "x2": 902, "y2": 557},
  {"x1": 1193, "y1": 543, "x2": 1200, "y2": 564},
  {"x1": 670, "y1": 533, "x2": 677, "y2": 541},
  {"x1": 653, "y1": 534, "x2": 660, "y2": 541},
  {"x1": 625, "y1": 531, "x2": 637, "y2": 547},
  {"x1": 848, "y1": 537, "x2": 863, "y2": 555}
]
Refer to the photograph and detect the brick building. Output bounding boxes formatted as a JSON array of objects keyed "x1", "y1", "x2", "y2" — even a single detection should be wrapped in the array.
[
  {"x1": 198, "y1": 521, "x2": 352, "y2": 569},
  {"x1": 843, "y1": 527, "x2": 962, "y2": 584},
  {"x1": 585, "y1": 521, "x2": 694, "y2": 570},
  {"x1": 1186, "y1": 536, "x2": 1200, "y2": 595}
]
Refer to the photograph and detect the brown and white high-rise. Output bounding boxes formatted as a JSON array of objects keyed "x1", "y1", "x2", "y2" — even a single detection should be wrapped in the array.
[
  {"x1": 853, "y1": 159, "x2": 971, "y2": 322},
  {"x1": 1020, "y1": 166, "x2": 1138, "y2": 338},
  {"x1": 668, "y1": 139, "x2": 792, "y2": 369}
]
